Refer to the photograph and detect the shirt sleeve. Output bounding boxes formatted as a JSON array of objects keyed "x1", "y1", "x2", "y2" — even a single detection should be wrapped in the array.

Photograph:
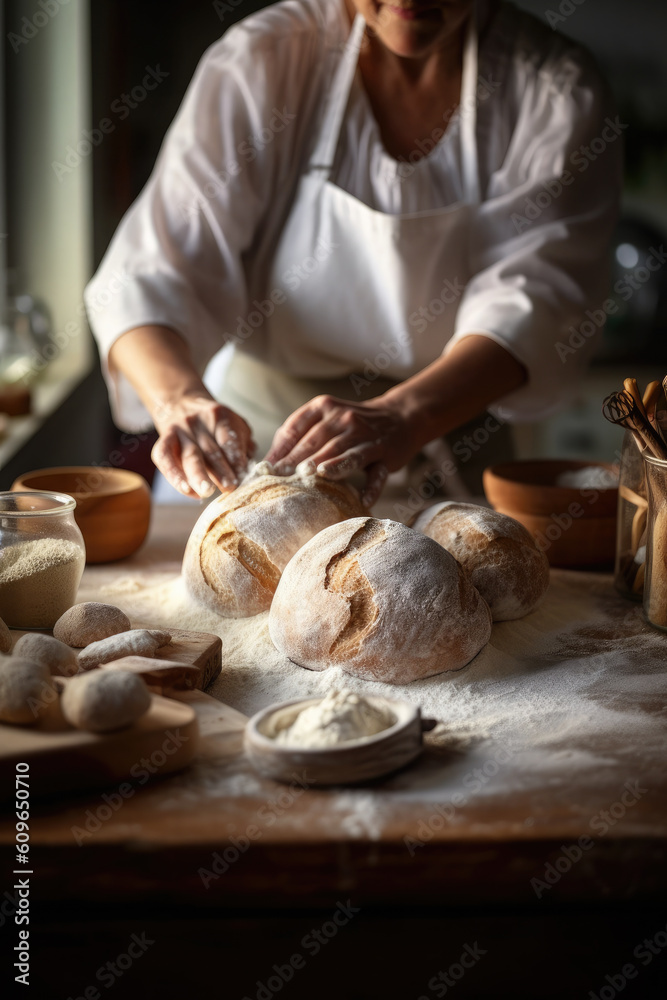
[
  {"x1": 445, "y1": 33, "x2": 623, "y2": 422},
  {"x1": 83, "y1": 4, "x2": 326, "y2": 431}
]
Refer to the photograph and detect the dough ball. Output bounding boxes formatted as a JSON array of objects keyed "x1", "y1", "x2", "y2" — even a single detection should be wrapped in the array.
[
  {"x1": 413, "y1": 501, "x2": 550, "y2": 621},
  {"x1": 0, "y1": 656, "x2": 56, "y2": 725},
  {"x1": 53, "y1": 602, "x2": 131, "y2": 647},
  {"x1": 61, "y1": 670, "x2": 151, "y2": 733},
  {"x1": 0, "y1": 616, "x2": 11, "y2": 654},
  {"x1": 13, "y1": 632, "x2": 79, "y2": 677},
  {"x1": 182, "y1": 464, "x2": 364, "y2": 618},
  {"x1": 77, "y1": 629, "x2": 171, "y2": 671},
  {"x1": 269, "y1": 517, "x2": 491, "y2": 684}
]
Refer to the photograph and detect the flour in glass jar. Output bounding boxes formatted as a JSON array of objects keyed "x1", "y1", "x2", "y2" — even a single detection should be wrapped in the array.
[{"x1": 0, "y1": 537, "x2": 84, "y2": 628}]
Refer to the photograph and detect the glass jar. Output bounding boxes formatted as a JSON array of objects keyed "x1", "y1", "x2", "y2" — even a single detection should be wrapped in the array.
[
  {"x1": 0, "y1": 492, "x2": 86, "y2": 629},
  {"x1": 643, "y1": 454, "x2": 667, "y2": 630},
  {"x1": 614, "y1": 430, "x2": 647, "y2": 600}
]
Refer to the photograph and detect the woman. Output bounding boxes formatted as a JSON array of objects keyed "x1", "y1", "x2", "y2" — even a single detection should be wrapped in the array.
[{"x1": 85, "y1": 0, "x2": 622, "y2": 507}]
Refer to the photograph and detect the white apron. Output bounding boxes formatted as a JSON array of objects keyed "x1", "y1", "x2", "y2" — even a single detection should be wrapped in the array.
[{"x1": 218, "y1": 8, "x2": 486, "y2": 482}]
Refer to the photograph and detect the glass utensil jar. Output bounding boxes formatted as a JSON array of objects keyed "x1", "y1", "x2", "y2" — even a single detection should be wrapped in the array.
[
  {"x1": 0, "y1": 491, "x2": 85, "y2": 628},
  {"x1": 642, "y1": 454, "x2": 667, "y2": 630},
  {"x1": 614, "y1": 431, "x2": 647, "y2": 600}
]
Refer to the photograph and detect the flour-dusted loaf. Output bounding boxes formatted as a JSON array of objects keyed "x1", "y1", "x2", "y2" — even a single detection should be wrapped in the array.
[
  {"x1": 268, "y1": 517, "x2": 491, "y2": 684},
  {"x1": 182, "y1": 461, "x2": 365, "y2": 618},
  {"x1": 413, "y1": 501, "x2": 550, "y2": 621}
]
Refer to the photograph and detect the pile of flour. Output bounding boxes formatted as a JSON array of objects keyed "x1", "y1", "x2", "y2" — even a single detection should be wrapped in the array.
[{"x1": 274, "y1": 689, "x2": 395, "y2": 747}]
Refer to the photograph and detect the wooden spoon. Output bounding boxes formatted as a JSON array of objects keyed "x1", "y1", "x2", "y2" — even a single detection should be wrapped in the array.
[
  {"x1": 643, "y1": 381, "x2": 662, "y2": 433},
  {"x1": 624, "y1": 378, "x2": 649, "y2": 420}
]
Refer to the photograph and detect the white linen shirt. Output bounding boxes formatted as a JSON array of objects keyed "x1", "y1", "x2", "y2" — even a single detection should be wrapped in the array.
[{"x1": 84, "y1": 0, "x2": 622, "y2": 431}]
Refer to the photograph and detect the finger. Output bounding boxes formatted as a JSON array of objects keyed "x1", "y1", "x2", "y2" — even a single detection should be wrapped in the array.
[
  {"x1": 186, "y1": 416, "x2": 237, "y2": 487},
  {"x1": 265, "y1": 400, "x2": 328, "y2": 466},
  {"x1": 188, "y1": 439, "x2": 235, "y2": 494},
  {"x1": 274, "y1": 421, "x2": 356, "y2": 474},
  {"x1": 198, "y1": 435, "x2": 238, "y2": 487},
  {"x1": 362, "y1": 462, "x2": 389, "y2": 508},
  {"x1": 316, "y1": 442, "x2": 379, "y2": 479},
  {"x1": 204, "y1": 456, "x2": 238, "y2": 494},
  {"x1": 272, "y1": 405, "x2": 362, "y2": 472},
  {"x1": 178, "y1": 434, "x2": 226, "y2": 498},
  {"x1": 152, "y1": 435, "x2": 198, "y2": 498},
  {"x1": 214, "y1": 416, "x2": 254, "y2": 476}
]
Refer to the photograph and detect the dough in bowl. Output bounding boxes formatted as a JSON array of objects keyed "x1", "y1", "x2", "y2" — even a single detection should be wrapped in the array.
[
  {"x1": 182, "y1": 462, "x2": 364, "y2": 618},
  {"x1": 268, "y1": 517, "x2": 491, "y2": 684},
  {"x1": 412, "y1": 501, "x2": 550, "y2": 621}
]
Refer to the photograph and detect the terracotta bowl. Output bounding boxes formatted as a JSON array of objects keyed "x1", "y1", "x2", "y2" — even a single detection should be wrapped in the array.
[
  {"x1": 483, "y1": 459, "x2": 618, "y2": 568},
  {"x1": 11, "y1": 466, "x2": 151, "y2": 564}
]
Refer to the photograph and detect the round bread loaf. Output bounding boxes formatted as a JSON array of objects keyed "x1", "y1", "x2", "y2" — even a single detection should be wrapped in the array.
[
  {"x1": 412, "y1": 501, "x2": 550, "y2": 621},
  {"x1": 268, "y1": 517, "x2": 491, "y2": 683},
  {"x1": 182, "y1": 462, "x2": 364, "y2": 618}
]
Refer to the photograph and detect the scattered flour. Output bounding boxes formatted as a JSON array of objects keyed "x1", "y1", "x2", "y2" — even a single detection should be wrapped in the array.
[
  {"x1": 70, "y1": 496, "x2": 667, "y2": 842},
  {"x1": 86, "y1": 568, "x2": 667, "y2": 797}
]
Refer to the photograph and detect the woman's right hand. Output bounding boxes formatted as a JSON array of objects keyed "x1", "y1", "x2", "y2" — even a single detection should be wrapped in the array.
[
  {"x1": 151, "y1": 391, "x2": 256, "y2": 499},
  {"x1": 107, "y1": 326, "x2": 257, "y2": 500}
]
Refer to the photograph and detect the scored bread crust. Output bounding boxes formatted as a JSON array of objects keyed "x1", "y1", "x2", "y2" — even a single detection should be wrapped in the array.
[
  {"x1": 268, "y1": 517, "x2": 492, "y2": 684},
  {"x1": 182, "y1": 471, "x2": 364, "y2": 618},
  {"x1": 412, "y1": 501, "x2": 550, "y2": 621}
]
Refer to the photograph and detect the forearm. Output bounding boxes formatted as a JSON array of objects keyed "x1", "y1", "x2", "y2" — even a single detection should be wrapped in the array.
[
  {"x1": 108, "y1": 324, "x2": 254, "y2": 497},
  {"x1": 379, "y1": 334, "x2": 528, "y2": 452},
  {"x1": 108, "y1": 324, "x2": 213, "y2": 426}
]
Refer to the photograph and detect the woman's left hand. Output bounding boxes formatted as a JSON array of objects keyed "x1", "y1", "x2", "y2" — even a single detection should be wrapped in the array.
[{"x1": 265, "y1": 394, "x2": 416, "y2": 507}]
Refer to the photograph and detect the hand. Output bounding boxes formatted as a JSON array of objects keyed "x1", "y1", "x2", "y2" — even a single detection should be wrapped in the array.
[
  {"x1": 265, "y1": 394, "x2": 417, "y2": 507},
  {"x1": 151, "y1": 392, "x2": 256, "y2": 499}
]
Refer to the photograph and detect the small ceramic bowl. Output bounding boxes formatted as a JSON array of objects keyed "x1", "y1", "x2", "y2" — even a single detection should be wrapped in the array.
[
  {"x1": 483, "y1": 459, "x2": 618, "y2": 568},
  {"x1": 244, "y1": 695, "x2": 435, "y2": 786},
  {"x1": 12, "y1": 466, "x2": 151, "y2": 564}
]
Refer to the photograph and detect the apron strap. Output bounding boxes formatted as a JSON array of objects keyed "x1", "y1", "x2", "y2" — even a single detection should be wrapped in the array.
[{"x1": 309, "y1": 13, "x2": 367, "y2": 176}]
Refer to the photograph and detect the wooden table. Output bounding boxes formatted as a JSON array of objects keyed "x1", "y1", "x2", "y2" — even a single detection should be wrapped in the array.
[{"x1": 2, "y1": 505, "x2": 667, "y2": 999}]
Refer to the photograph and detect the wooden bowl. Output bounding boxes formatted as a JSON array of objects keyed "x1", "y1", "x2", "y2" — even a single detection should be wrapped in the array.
[
  {"x1": 483, "y1": 459, "x2": 618, "y2": 568},
  {"x1": 244, "y1": 695, "x2": 429, "y2": 786},
  {"x1": 11, "y1": 466, "x2": 151, "y2": 564}
]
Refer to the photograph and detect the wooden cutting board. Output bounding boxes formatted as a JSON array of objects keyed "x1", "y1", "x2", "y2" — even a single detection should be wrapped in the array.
[
  {"x1": 0, "y1": 690, "x2": 199, "y2": 801},
  {"x1": 7, "y1": 627, "x2": 222, "y2": 690},
  {"x1": 153, "y1": 627, "x2": 222, "y2": 689},
  {"x1": 0, "y1": 628, "x2": 224, "y2": 799}
]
